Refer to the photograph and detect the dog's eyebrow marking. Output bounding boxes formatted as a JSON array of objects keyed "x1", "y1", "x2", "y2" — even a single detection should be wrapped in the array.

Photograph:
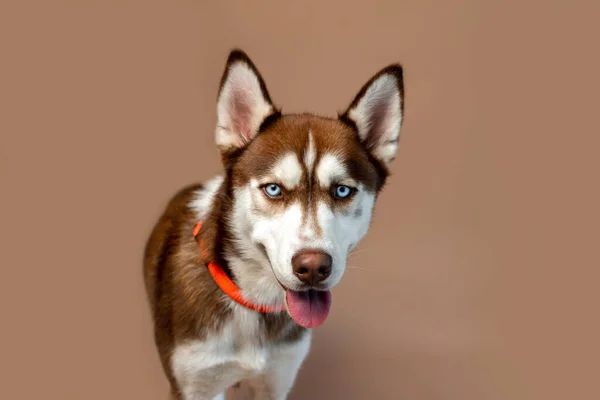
[
  {"x1": 270, "y1": 152, "x2": 303, "y2": 189},
  {"x1": 303, "y1": 130, "x2": 316, "y2": 178},
  {"x1": 316, "y1": 153, "x2": 347, "y2": 188}
]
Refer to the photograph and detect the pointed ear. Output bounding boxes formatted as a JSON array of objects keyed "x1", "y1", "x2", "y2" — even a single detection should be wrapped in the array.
[
  {"x1": 340, "y1": 65, "x2": 404, "y2": 167},
  {"x1": 215, "y1": 50, "x2": 278, "y2": 152}
]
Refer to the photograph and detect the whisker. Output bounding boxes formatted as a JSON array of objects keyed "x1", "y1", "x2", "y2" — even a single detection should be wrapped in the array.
[
  {"x1": 346, "y1": 265, "x2": 375, "y2": 272},
  {"x1": 348, "y1": 248, "x2": 369, "y2": 259}
]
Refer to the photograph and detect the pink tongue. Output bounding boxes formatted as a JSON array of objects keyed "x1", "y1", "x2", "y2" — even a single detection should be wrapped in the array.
[{"x1": 285, "y1": 289, "x2": 332, "y2": 328}]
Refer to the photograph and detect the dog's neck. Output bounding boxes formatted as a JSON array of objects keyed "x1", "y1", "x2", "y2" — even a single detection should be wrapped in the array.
[{"x1": 196, "y1": 177, "x2": 285, "y2": 308}]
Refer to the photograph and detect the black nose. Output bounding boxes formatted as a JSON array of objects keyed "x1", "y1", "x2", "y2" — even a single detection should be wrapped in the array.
[{"x1": 291, "y1": 250, "x2": 332, "y2": 286}]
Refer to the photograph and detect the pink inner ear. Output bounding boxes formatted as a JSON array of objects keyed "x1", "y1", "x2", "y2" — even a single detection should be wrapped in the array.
[
  {"x1": 229, "y1": 85, "x2": 256, "y2": 142},
  {"x1": 364, "y1": 97, "x2": 393, "y2": 148}
]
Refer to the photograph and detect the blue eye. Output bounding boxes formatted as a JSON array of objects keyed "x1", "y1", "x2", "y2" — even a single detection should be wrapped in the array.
[
  {"x1": 334, "y1": 185, "x2": 354, "y2": 199},
  {"x1": 264, "y1": 184, "x2": 282, "y2": 198}
]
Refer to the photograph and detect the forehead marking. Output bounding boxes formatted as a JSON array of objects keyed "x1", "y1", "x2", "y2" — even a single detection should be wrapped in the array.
[
  {"x1": 316, "y1": 153, "x2": 347, "y2": 188},
  {"x1": 301, "y1": 130, "x2": 322, "y2": 237},
  {"x1": 303, "y1": 130, "x2": 316, "y2": 177},
  {"x1": 270, "y1": 152, "x2": 303, "y2": 189}
]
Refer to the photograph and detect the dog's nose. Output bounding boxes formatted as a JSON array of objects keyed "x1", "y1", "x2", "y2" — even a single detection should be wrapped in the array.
[{"x1": 291, "y1": 250, "x2": 332, "y2": 286}]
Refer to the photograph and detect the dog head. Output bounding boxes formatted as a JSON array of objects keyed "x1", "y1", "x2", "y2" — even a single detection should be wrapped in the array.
[{"x1": 214, "y1": 50, "x2": 404, "y2": 327}]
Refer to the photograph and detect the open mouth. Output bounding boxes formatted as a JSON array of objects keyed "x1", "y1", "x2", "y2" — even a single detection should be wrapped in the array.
[{"x1": 258, "y1": 243, "x2": 333, "y2": 328}]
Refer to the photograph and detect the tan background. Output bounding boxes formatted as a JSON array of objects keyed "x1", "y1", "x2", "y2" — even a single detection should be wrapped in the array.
[{"x1": 1, "y1": 1, "x2": 599, "y2": 399}]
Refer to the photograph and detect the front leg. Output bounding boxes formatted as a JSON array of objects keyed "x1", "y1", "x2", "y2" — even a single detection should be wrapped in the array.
[
  {"x1": 171, "y1": 340, "x2": 247, "y2": 400},
  {"x1": 248, "y1": 331, "x2": 312, "y2": 400}
]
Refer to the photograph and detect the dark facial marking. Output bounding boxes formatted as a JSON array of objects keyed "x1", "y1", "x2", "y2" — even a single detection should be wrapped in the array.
[{"x1": 354, "y1": 207, "x2": 363, "y2": 218}]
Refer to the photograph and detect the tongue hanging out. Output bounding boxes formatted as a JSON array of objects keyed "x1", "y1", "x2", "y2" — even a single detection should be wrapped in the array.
[{"x1": 285, "y1": 289, "x2": 332, "y2": 328}]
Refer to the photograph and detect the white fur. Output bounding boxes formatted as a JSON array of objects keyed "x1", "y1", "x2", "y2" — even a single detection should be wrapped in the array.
[
  {"x1": 315, "y1": 190, "x2": 375, "y2": 284},
  {"x1": 171, "y1": 304, "x2": 312, "y2": 400},
  {"x1": 249, "y1": 201, "x2": 308, "y2": 291},
  {"x1": 182, "y1": 150, "x2": 378, "y2": 400},
  {"x1": 231, "y1": 186, "x2": 306, "y2": 297},
  {"x1": 303, "y1": 130, "x2": 316, "y2": 177},
  {"x1": 215, "y1": 61, "x2": 273, "y2": 151},
  {"x1": 228, "y1": 149, "x2": 375, "y2": 300},
  {"x1": 168, "y1": 56, "x2": 403, "y2": 400},
  {"x1": 300, "y1": 213, "x2": 317, "y2": 241},
  {"x1": 190, "y1": 175, "x2": 224, "y2": 219},
  {"x1": 268, "y1": 152, "x2": 303, "y2": 189},
  {"x1": 316, "y1": 153, "x2": 349, "y2": 188},
  {"x1": 346, "y1": 73, "x2": 403, "y2": 166},
  {"x1": 183, "y1": 184, "x2": 314, "y2": 399},
  {"x1": 245, "y1": 331, "x2": 311, "y2": 399},
  {"x1": 186, "y1": 148, "x2": 376, "y2": 398},
  {"x1": 299, "y1": 132, "x2": 318, "y2": 241}
]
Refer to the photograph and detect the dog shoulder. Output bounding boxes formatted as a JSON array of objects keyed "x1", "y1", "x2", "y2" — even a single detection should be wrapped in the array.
[{"x1": 142, "y1": 176, "x2": 224, "y2": 318}]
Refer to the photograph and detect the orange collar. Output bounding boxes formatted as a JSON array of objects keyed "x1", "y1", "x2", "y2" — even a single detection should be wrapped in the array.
[{"x1": 193, "y1": 221, "x2": 285, "y2": 314}]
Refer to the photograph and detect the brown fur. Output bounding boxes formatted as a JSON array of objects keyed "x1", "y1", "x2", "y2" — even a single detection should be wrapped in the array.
[
  {"x1": 143, "y1": 48, "x2": 402, "y2": 399},
  {"x1": 231, "y1": 114, "x2": 387, "y2": 232},
  {"x1": 142, "y1": 115, "x2": 384, "y2": 397},
  {"x1": 143, "y1": 180, "x2": 306, "y2": 398}
]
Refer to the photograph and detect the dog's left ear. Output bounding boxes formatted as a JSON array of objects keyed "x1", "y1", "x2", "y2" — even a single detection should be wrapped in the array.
[
  {"x1": 215, "y1": 49, "x2": 277, "y2": 153},
  {"x1": 340, "y1": 65, "x2": 404, "y2": 167}
]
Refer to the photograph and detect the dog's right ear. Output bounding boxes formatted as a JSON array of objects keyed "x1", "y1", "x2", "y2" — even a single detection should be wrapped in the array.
[{"x1": 215, "y1": 49, "x2": 277, "y2": 153}]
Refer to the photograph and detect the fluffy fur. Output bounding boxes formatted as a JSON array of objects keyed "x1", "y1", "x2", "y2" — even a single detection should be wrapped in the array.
[{"x1": 143, "y1": 49, "x2": 405, "y2": 400}]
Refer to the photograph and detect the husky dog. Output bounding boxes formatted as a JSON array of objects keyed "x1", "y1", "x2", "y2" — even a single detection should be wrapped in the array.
[{"x1": 143, "y1": 49, "x2": 404, "y2": 400}]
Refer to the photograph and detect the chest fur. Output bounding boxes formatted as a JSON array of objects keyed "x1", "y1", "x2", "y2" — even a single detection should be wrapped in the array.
[{"x1": 170, "y1": 307, "x2": 304, "y2": 388}]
